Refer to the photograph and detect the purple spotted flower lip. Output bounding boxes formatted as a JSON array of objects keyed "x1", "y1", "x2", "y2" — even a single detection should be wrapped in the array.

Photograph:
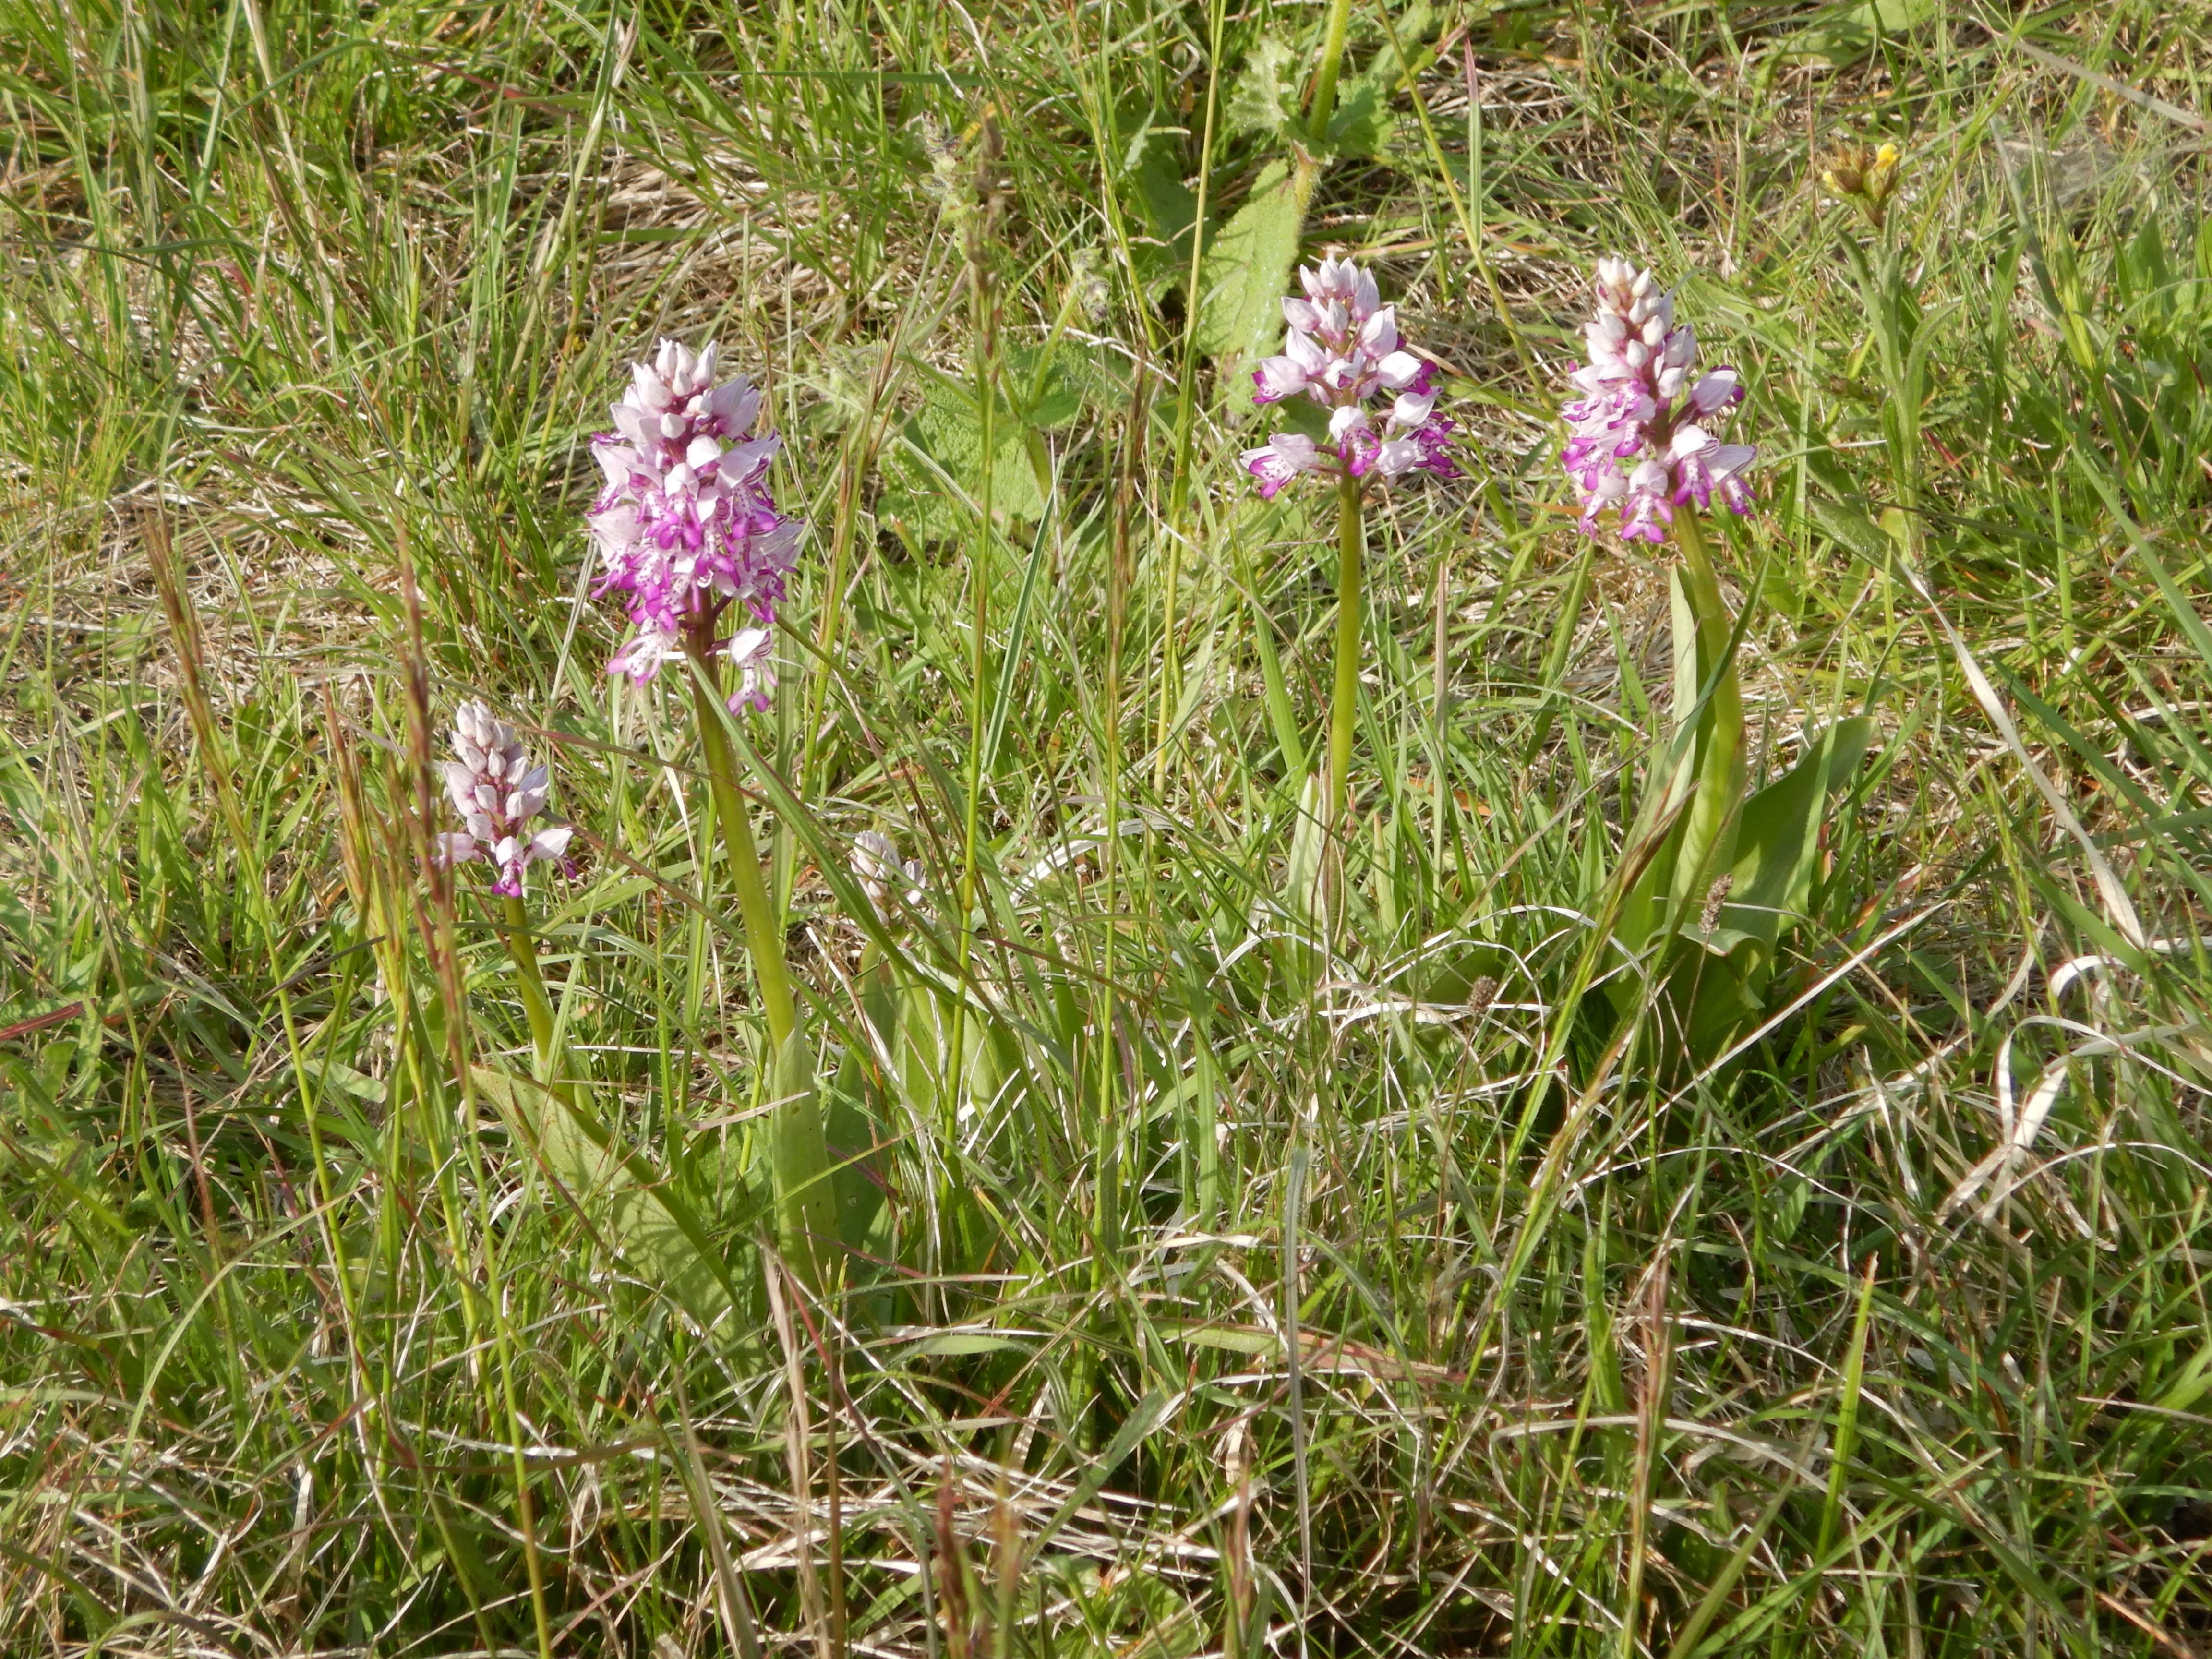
[
  {"x1": 433, "y1": 701, "x2": 574, "y2": 898},
  {"x1": 1561, "y1": 258, "x2": 1755, "y2": 543},
  {"x1": 589, "y1": 339, "x2": 802, "y2": 708},
  {"x1": 1239, "y1": 253, "x2": 1459, "y2": 499}
]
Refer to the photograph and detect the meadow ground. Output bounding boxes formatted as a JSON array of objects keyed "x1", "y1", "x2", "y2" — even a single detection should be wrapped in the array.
[{"x1": 5, "y1": 0, "x2": 2212, "y2": 1653}]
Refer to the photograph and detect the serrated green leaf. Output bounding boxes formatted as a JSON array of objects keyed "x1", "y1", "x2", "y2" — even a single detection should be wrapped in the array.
[
  {"x1": 1197, "y1": 161, "x2": 1310, "y2": 382},
  {"x1": 878, "y1": 369, "x2": 1047, "y2": 540},
  {"x1": 1225, "y1": 36, "x2": 1299, "y2": 143},
  {"x1": 1313, "y1": 6, "x2": 1437, "y2": 160}
]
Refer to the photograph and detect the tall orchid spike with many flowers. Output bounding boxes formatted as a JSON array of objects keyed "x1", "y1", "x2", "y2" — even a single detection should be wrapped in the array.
[
  {"x1": 588, "y1": 339, "x2": 802, "y2": 709},
  {"x1": 585, "y1": 339, "x2": 837, "y2": 1285},
  {"x1": 1558, "y1": 260, "x2": 1757, "y2": 965},
  {"x1": 1240, "y1": 254, "x2": 1459, "y2": 497},
  {"x1": 1560, "y1": 258, "x2": 1754, "y2": 543},
  {"x1": 434, "y1": 702, "x2": 573, "y2": 898},
  {"x1": 1238, "y1": 255, "x2": 1459, "y2": 855}
]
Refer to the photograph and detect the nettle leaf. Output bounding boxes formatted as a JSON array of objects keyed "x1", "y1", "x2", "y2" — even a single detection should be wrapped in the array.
[
  {"x1": 1226, "y1": 36, "x2": 1300, "y2": 143},
  {"x1": 1198, "y1": 160, "x2": 1309, "y2": 387},
  {"x1": 1321, "y1": 76, "x2": 1389, "y2": 161},
  {"x1": 1120, "y1": 121, "x2": 1196, "y2": 290}
]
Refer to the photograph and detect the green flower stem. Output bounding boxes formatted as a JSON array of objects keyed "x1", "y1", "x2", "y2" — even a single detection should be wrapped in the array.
[
  {"x1": 1668, "y1": 508, "x2": 1746, "y2": 913},
  {"x1": 499, "y1": 893, "x2": 560, "y2": 1078},
  {"x1": 1307, "y1": 0, "x2": 1357, "y2": 140},
  {"x1": 689, "y1": 649, "x2": 797, "y2": 1050},
  {"x1": 686, "y1": 641, "x2": 834, "y2": 1281},
  {"x1": 1324, "y1": 471, "x2": 1367, "y2": 832}
]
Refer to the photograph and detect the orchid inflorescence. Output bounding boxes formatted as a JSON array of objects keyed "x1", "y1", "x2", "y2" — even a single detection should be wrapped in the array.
[
  {"x1": 588, "y1": 339, "x2": 801, "y2": 709},
  {"x1": 852, "y1": 830, "x2": 927, "y2": 924},
  {"x1": 433, "y1": 701, "x2": 574, "y2": 897},
  {"x1": 1560, "y1": 258, "x2": 1755, "y2": 542},
  {"x1": 1241, "y1": 254, "x2": 1458, "y2": 499}
]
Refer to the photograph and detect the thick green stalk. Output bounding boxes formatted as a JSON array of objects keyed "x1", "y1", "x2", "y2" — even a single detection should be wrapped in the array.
[
  {"x1": 689, "y1": 649, "x2": 796, "y2": 1049},
  {"x1": 687, "y1": 644, "x2": 834, "y2": 1279},
  {"x1": 1324, "y1": 472, "x2": 1367, "y2": 832},
  {"x1": 1306, "y1": 0, "x2": 1357, "y2": 140},
  {"x1": 499, "y1": 893, "x2": 559, "y2": 1076},
  {"x1": 1667, "y1": 509, "x2": 1746, "y2": 913}
]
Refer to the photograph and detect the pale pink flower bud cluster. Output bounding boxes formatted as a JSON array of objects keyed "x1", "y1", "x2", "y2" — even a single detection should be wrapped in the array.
[
  {"x1": 589, "y1": 339, "x2": 802, "y2": 710},
  {"x1": 433, "y1": 701, "x2": 575, "y2": 898},
  {"x1": 852, "y1": 830, "x2": 926, "y2": 923},
  {"x1": 1561, "y1": 258, "x2": 1754, "y2": 542},
  {"x1": 1240, "y1": 254, "x2": 1458, "y2": 499}
]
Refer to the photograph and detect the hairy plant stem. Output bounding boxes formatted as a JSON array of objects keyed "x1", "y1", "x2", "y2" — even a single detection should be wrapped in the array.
[
  {"x1": 1324, "y1": 471, "x2": 1367, "y2": 834},
  {"x1": 1667, "y1": 509, "x2": 1746, "y2": 913},
  {"x1": 1307, "y1": 0, "x2": 1356, "y2": 138},
  {"x1": 686, "y1": 636, "x2": 834, "y2": 1282}
]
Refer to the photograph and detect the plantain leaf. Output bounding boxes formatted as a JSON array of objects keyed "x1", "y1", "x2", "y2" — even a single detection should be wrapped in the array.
[
  {"x1": 1197, "y1": 161, "x2": 1309, "y2": 387},
  {"x1": 473, "y1": 1066, "x2": 739, "y2": 1324}
]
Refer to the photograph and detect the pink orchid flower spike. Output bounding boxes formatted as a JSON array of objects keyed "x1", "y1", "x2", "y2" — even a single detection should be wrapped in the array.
[
  {"x1": 433, "y1": 701, "x2": 575, "y2": 898},
  {"x1": 1559, "y1": 258, "x2": 1755, "y2": 541}
]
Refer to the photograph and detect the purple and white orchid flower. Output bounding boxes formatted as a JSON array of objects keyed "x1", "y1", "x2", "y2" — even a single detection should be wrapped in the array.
[
  {"x1": 1240, "y1": 254, "x2": 1458, "y2": 498},
  {"x1": 1560, "y1": 258, "x2": 1755, "y2": 542},
  {"x1": 589, "y1": 339, "x2": 803, "y2": 708},
  {"x1": 433, "y1": 701, "x2": 574, "y2": 898}
]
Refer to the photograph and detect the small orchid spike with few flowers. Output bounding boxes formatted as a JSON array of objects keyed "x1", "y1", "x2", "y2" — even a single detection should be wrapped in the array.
[
  {"x1": 1240, "y1": 253, "x2": 1458, "y2": 498},
  {"x1": 588, "y1": 339, "x2": 804, "y2": 701},
  {"x1": 433, "y1": 701, "x2": 574, "y2": 898},
  {"x1": 1560, "y1": 258, "x2": 1755, "y2": 543},
  {"x1": 852, "y1": 830, "x2": 927, "y2": 924}
]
